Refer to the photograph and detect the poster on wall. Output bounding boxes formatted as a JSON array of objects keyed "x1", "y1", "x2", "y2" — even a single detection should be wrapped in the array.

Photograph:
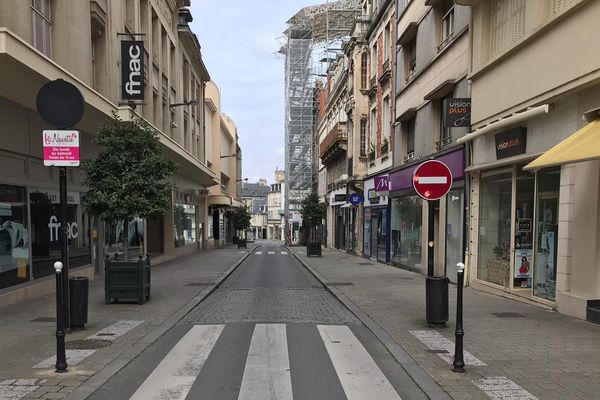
[{"x1": 514, "y1": 248, "x2": 533, "y2": 279}]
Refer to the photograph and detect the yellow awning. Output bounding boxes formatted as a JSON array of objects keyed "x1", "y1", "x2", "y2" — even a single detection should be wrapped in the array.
[{"x1": 524, "y1": 119, "x2": 600, "y2": 170}]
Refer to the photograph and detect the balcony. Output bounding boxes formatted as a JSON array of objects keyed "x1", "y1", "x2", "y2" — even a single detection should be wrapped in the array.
[
  {"x1": 403, "y1": 151, "x2": 415, "y2": 163},
  {"x1": 320, "y1": 122, "x2": 348, "y2": 164},
  {"x1": 379, "y1": 59, "x2": 391, "y2": 84},
  {"x1": 367, "y1": 75, "x2": 377, "y2": 98}
]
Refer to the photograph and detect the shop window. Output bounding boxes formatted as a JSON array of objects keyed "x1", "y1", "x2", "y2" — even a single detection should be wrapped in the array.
[
  {"x1": 104, "y1": 218, "x2": 144, "y2": 257},
  {"x1": 363, "y1": 208, "x2": 371, "y2": 256},
  {"x1": 30, "y1": 190, "x2": 91, "y2": 280},
  {"x1": 0, "y1": 185, "x2": 29, "y2": 289},
  {"x1": 533, "y1": 167, "x2": 560, "y2": 300},
  {"x1": 391, "y1": 196, "x2": 422, "y2": 271},
  {"x1": 174, "y1": 204, "x2": 196, "y2": 247},
  {"x1": 478, "y1": 169, "x2": 512, "y2": 286},
  {"x1": 31, "y1": 0, "x2": 52, "y2": 57},
  {"x1": 445, "y1": 188, "x2": 463, "y2": 283}
]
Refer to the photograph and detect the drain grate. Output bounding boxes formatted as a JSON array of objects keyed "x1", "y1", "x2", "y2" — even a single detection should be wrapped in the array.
[
  {"x1": 66, "y1": 339, "x2": 112, "y2": 350},
  {"x1": 30, "y1": 317, "x2": 56, "y2": 322},
  {"x1": 329, "y1": 282, "x2": 354, "y2": 286},
  {"x1": 492, "y1": 312, "x2": 526, "y2": 318},
  {"x1": 186, "y1": 282, "x2": 211, "y2": 287},
  {"x1": 357, "y1": 262, "x2": 372, "y2": 265}
]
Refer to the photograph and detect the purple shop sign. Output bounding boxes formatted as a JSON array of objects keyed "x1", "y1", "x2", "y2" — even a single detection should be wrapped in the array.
[
  {"x1": 374, "y1": 175, "x2": 390, "y2": 192},
  {"x1": 390, "y1": 148, "x2": 465, "y2": 192}
]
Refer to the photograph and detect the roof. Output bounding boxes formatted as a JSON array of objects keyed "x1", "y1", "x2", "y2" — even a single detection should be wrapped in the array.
[{"x1": 242, "y1": 183, "x2": 271, "y2": 197}]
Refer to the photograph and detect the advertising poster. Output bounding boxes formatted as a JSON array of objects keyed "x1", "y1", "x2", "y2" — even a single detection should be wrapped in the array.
[{"x1": 514, "y1": 248, "x2": 533, "y2": 279}]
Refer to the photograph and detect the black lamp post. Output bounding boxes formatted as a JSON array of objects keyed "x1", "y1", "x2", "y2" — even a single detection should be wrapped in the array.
[
  {"x1": 453, "y1": 262, "x2": 465, "y2": 373},
  {"x1": 54, "y1": 261, "x2": 68, "y2": 373}
]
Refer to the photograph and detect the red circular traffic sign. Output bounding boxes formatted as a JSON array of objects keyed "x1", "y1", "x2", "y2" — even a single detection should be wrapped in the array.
[{"x1": 412, "y1": 160, "x2": 453, "y2": 201}]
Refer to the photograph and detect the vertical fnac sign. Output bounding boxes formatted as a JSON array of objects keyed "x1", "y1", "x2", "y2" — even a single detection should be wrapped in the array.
[{"x1": 121, "y1": 40, "x2": 144, "y2": 101}]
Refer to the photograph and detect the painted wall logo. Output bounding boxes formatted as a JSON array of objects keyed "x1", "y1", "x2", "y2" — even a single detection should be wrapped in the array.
[{"x1": 121, "y1": 40, "x2": 145, "y2": 101}]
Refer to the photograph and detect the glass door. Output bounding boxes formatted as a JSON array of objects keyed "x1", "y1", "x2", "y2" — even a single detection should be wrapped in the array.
[{"x1": 445, "y1": 188, "x2": 463, "y2": 283}]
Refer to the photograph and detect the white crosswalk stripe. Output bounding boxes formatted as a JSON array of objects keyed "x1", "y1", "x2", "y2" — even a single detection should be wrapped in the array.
[
  {"x1": 281, "y1": 251, "x2": 288, "y2": 255},
  {"x1": 238, "y1": 324, "x2": 292, "y2": 400},
  {"x1": 255, "y1": 251, "x2": 263, "y2": 255},
  {"x1": 318, "y1": 325, "x2": 402, "y2": 400},
  {"x1": 122, "y1": 324, "x2": 401, "y2": 400},
  {"x1": 268, "y1": 251, "x2": 275, "y2": 255},
  {"x1": 129, "y1": 325, "x2": 224, "y2": 400}
]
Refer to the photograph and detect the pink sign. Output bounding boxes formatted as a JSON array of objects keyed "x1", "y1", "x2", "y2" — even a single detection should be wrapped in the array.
[
  {"x1": 374, "y1": 174, "x2": 390, "y2": 193},
  {"x1": 43, "y1": 130, "x2": 80, "y2": 167}
]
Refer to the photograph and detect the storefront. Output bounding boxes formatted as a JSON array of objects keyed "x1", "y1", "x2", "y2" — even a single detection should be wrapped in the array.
[
  {"x1": 329, "y1": 188, "x2": 347, "y2": 250},
  {"x1": 363, "y1": 175, "x2": 389, "y2": 263},
  {"x1": 389, "y1": 148, "x2": 465, "y2": 281}
]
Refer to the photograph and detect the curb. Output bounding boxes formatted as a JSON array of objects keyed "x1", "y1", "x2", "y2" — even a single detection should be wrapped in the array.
[
  {"x1": 288, "y1": 246, "x2": 451, "y2": 400},
  {"x1": 67, "y1": 247, "x2": 257, "y2": 400}
]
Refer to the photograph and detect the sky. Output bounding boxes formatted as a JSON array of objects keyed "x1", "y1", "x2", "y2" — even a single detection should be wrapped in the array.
[{"x1": 190, "y1": 0, "x2": 319, "y2": 185}]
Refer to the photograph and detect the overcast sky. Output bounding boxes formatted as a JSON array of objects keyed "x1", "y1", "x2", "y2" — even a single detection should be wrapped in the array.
[{"x1": 190, "y1": 0, "x2": 319, "y2": 185}]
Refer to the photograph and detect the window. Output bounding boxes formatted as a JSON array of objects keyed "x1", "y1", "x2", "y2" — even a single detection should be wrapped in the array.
[
  {"x1": 360, "y1": 117, "x2": 367, "y2": 157},
  {"x1": 360, "y1": 52, "x2": 368, "y2": 90},
  {"x1": 125, "y1": 0, "x2": 135, "y2": 31},
  {"x1": 0, "y1": 185, "x2": 29, "y2": 289},
  {"x1": 371, "y1": 45, "x2": 378, "y2": 77},
  {"x1": 91, "y1": 13, "x2": 107, "y2": 93},
  {"x1": 440, "y1": 0, "x2": 454, "y2": 49},
  {"x1": 370, "y1": 108, "x2": 377, "y2": 157},
  {"x1": 174, "y1": 204, "x2": 196, "y2": 247},
  {"x1": 406, "y1": 118, "x2": 415, "y2": 156},
  {"x1": 391, "y1": 196, "x2": 422, "y2": 270},
  {"x1": 31, "y1": 0, "x2": 52, "y2": 56},
  {"x1": 384, "y1": 24, "x2": 390, "y2": 61},
  {"x1": 489, "y1": 0, "x2": 526, "y2": 58},
  {"x1": 439, "y1": 96, "x2": 451, "y2": 146},
  {"x1": 382, "y1": 96, "x2": 390, "y2": 145},
  {"x1": 405, "y1": 37, "x2": 416, "y2": 81}
]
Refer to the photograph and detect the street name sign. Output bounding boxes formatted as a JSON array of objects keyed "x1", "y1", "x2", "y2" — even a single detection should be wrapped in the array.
[
  {"x1": 43, "y1": 130, "x2": 80, "y2": 167},
  {"x1": 412, "y1": 160, "x2": 452, "y2": 201}
]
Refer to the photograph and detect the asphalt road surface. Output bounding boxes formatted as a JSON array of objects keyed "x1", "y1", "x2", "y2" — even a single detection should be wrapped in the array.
[{"x1": 88, "y1": 240, "x2": 428, "y2": 400}]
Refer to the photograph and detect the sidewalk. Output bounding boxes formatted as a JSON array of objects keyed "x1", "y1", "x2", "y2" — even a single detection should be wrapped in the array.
[
  {"x1": 292, "y1": 247, "x2": 600, "y2": 400},
  {"x1": 0, "y1": 243, "x2": 256, "y2": 400}
]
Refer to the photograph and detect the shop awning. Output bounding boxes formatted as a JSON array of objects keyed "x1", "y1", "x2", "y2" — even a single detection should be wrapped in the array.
[
  {"x1": 524, "y1": 119, "x2": 600, "y2": 170},
  {"x1": 208, "y1": 195, "x2": 232, "y2": 206}
]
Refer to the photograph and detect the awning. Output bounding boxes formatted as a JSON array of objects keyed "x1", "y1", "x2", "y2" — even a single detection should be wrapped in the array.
[
  {"x1": 208, "y1": 195, "x2": 232, "y2": 206},
  {"x1": 524, "y1": 119, "x2": 600, "y2": 171}
]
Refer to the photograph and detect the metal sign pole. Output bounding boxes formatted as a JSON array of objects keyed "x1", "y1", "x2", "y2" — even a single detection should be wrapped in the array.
[{"x1": 59, "y1": 166, "x2": 70, "y2": 330}]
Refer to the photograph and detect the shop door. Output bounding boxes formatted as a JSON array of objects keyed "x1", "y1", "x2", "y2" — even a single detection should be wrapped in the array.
[
  {"x1": 371, "y1": 212, "x2": 379, "y2": 260},
  {"x1": 377, "y1": 208, "x2": 388, "y2": 263},
  {"x1": 146, "y1": 217, "x2": 163, "y2": 255},
  {"x1": 335, "y1": 209, "x2": 345, "y2": 249},
  {"x1": 363, "y1": 209, "x2": 371, "y2": 257},
  {"x1": 445, "y1": 189, "x2": 464, "y2": 283}
]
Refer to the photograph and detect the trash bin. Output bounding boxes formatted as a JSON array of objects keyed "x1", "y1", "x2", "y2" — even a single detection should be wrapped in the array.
[
  {"x1": 426, "y1": 276, "x2": 449, "y2": 325},
  {"x1": 69, "y1": 276, "x2": 89, "y2": 330}
]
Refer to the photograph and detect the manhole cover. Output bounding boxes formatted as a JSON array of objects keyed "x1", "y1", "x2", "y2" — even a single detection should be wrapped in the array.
[
  {"x1": 329, "y1": 282, "x2": 354, "y2": 286},
  {"x1": 186, "y1": 283, "x2": 211, "y2": 287},
  {"x1": 491, "y1": 312, "x2": 525, "y2": 318},
  {"x1": 66, "y1": 339, "x2": 112, "y2": 350},
  {"x1": 357, "y1": 262, "x2": 372, "y2": 265},
  {"x1": 30, "y1": 317, "x2": 56, "y2": 322}
]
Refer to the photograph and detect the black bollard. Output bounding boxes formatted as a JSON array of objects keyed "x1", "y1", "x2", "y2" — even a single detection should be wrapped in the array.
[
  {"x1": 453, "y1": 262, "x2": 465, "y2": 373},
  {"x1": 54, "y1": 261, "x2": 68, "y2": 373}
]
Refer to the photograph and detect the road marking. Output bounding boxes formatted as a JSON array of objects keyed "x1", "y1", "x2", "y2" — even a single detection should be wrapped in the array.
[
  {"x1": 239, "y1": 250, "x2": 245, "y2": 253},
  {"x1": 255, "y1": 251, "x2": 263, "y2": 255},
  {"x1": 280, "y1": 251, "x2": 288, "y2": 255},
  {"x1": 129, "y1": 324, "x2": 224, "y2": 400},
  {"x1": 318, "y1": 325, "x2": 401, "y2": 400},
  {"x1": 34, "y1": 349, "x2": 96, "y2": 369},
  {"x1": 416, "y1": 176, "x2": 448, "y2": 184},
  {"x1": 87, "y1": 320, "x2": 144, "y2": 340},
  {"x1": 267, "y1": 251, "x2": 275, "y2": 255},
  {"x1": 475, "y1": 376, "x2": 539, "y2": 400},
  {"x1": 410, "y1": 330, "x2": 487, "y2": 366},
  {"x1": 238, "y1": 324, "x2": 292, "y2": 400},
  {"x1": 0, "y1": 380, "x2": 39, "y2": 400}
]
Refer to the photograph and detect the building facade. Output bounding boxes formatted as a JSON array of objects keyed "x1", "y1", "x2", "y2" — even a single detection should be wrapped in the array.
[
  {"x1": 267, "y1": 169, "x2": 285, "y2": 241},
  {"x1": 461, "y1": 0, "x2": 600, "y2": 320},
  {"x1": 0, "y1": 0, "x2": 240, "y2": 304},
  {"x1": 242, "y1": 180, "x2": 270, "y2": 240}
]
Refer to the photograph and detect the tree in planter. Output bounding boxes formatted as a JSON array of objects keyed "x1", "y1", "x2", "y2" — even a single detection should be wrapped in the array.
[
  {"x1": 232, "y1": 206, "x2": 251, "y2": 239},
  {"x1": 300, "y1": 192, "x2": 326, "y2": 244},
  {"x1": 81, "y1": 115, "x2": 176, "y2": 259}
]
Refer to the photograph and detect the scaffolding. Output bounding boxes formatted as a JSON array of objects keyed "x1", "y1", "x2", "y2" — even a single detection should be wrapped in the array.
[{"x1": 282, "y1": 0, "x2": 361, "y2": 243}]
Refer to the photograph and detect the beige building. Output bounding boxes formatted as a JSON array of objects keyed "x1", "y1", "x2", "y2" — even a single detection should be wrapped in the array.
[
  {"x1": 459, "y1": 0, "x2": 600, "y2": 320},
  {"x1": 0, "y1": 0, "x2": 236, "y2": 304},
  {"x1": 204, "y1": 81, "x2": 243, "y2": 247}
]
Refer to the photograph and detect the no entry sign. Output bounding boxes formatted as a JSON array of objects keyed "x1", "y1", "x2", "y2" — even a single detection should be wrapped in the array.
[{"x1": 412, "y1": 160, "x2": 452, "y2": 201}]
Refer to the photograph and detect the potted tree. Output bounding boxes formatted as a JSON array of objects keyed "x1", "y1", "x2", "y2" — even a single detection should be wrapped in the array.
[
  {"x1": 233, "y1": 206, "x2": 251, "y2": 248},
  {"x1": 82, "y1": 115, "x2": 176, "y2": 304},
  {"x1": 300, "y1": 192, "x2": 326, "y2": 257}
]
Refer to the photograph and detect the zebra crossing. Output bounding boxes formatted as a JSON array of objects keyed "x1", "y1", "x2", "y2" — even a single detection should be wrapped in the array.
[
  {"x1": 254, "y1": 250, "x2": 288, "y2": 255},
  {"x1": 127, "y1": 323, "x2": 402, "y2": 400}
]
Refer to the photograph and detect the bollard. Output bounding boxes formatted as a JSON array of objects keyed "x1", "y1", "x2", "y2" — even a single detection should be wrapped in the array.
[
  {"x1": 54, "y1": 261, "x2": 68, "y2": 373},
  {"x1": 453, "y1": 262, "x2": 465, "y2": 373}
]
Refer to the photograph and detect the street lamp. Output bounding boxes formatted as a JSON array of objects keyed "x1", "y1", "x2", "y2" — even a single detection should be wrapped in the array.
[{"x1": 54, "y1": 261, "x2": 68, "y2": 373}]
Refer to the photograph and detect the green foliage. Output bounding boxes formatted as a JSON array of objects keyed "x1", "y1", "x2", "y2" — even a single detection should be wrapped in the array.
[
  {"x1": 300, "y1": 192, "x2": 326, "y2": 228},
  {"x1": 81, "y1": 114, "x2": 177, "y2": 225},
  {"x1": 233, "y1": 206, "x2": 251, "y2": 231}
]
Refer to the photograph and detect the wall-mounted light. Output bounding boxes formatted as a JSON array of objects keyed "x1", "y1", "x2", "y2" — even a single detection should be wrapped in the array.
[{"x1": 169, "y1": 99, "x2": 199, "y2": 108}]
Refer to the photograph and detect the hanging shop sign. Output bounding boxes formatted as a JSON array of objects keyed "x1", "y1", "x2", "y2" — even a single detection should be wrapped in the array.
[
  {"x1": 412, "y1": 160, "x2": 453, "y2": 201},
  {"x1": 495, "y1": 127, "x2": 527, "y2": 160},
  {"x1": 444, "y1": 98, "x2": 471, "y2": 128},
  {"x1": 42, "y1": 130, "x2": 80, "y2": 167},
  {"x1": 374, "y1": 174, "x2": 390, "y2": 193},
  {"x1": 349, "y1": 193, "x2": 363, "y2": 206},
  {"x1": 334, "y1": 194, "x2": 347, "y2": 202},
  {"x1": 121, "y1": 40, "x2": 145, "y2": 101}
]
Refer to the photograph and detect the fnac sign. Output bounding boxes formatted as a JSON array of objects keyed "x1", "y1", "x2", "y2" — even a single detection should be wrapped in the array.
[{"x1": 121, "y1": 40, "x2": 145, "y2": 101}]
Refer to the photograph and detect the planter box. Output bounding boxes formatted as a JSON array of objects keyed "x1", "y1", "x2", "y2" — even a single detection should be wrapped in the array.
[
  {"x1": 238, "y1": 239, "x2": 247, "y2": 248},
  {"x1": 105, "y1": 254, "x2": 151, "y2": 304},
  {"x1": 306, "y1": 242, "x2": 321, "y2": 257}
]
